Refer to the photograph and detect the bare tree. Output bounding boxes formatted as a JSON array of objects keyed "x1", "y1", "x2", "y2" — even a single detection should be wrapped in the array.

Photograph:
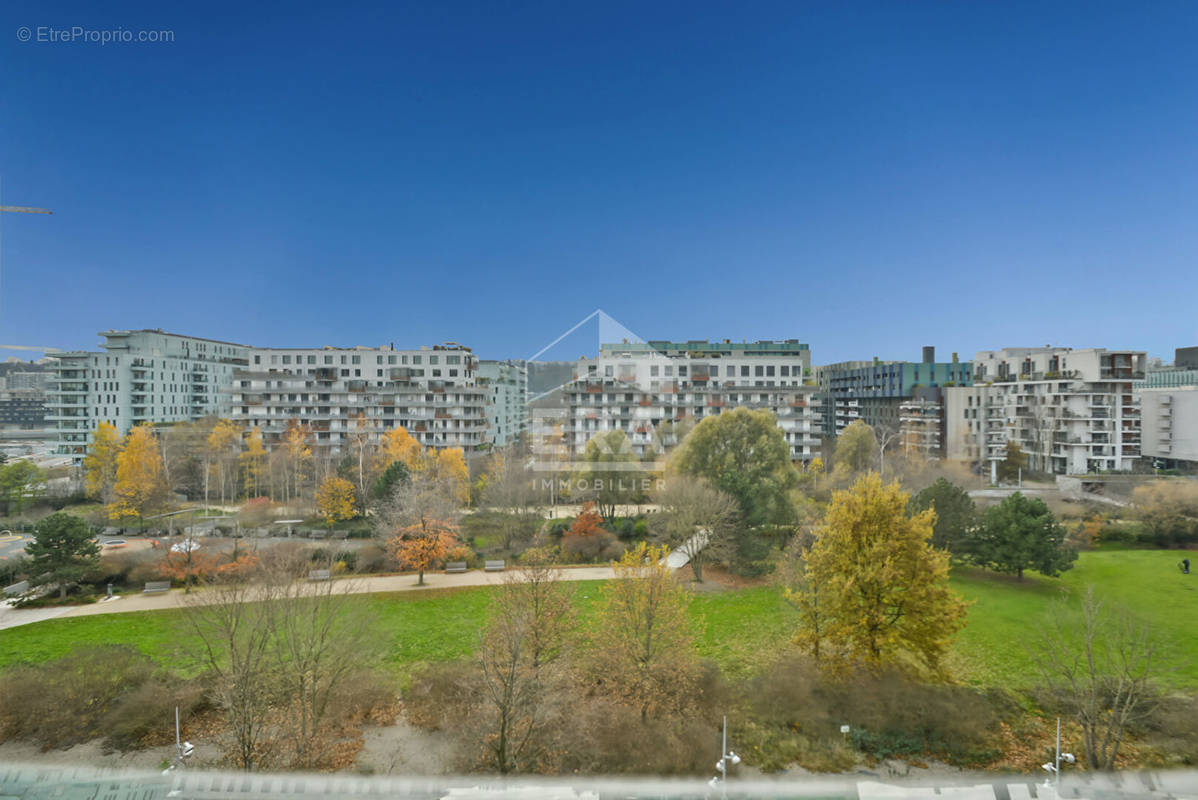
[
  {"x1": 262, "y1": 549, "x2": 372, "y2": 769},
  {"x1": 874, "y1": 422, "x2": 901, "y2": 479},
  {"x1": 650, "y1": 475, "x2": 739, "y2": 582},
  {"x1": 1032, "y1": 587, "x2": 1160, "y2": 771},
  {"x1": 482, "y1": 444, "x2": 542, "y2": 551},
  {"x1": 184, "y1": 570, "x2": 279, "y2": 770},
  {"x1": 474, "y1": 548, "x2": 573, "y2": 773}
]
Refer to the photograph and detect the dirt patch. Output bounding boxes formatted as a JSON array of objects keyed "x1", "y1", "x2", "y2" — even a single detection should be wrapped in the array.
[{"x1": 354, "y1": 715, "x2": 461, "y2": 775}]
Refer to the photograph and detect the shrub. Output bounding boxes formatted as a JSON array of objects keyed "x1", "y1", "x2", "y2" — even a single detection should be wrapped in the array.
[
  {"x1": 632, "y1": 518, "x2": 649, "y2": 539},
  {"x1": 103, "y1": 677, "x2": 209, "y2": 752},
  {"x1": 561, "y1": 530, "x2": 624, "y2": 562}
]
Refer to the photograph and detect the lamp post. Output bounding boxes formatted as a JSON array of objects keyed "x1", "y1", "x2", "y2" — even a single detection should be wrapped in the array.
[
  {"x1": 710, "y1": 715, "x2": 740, "y2": 799},
  {"x1": 1040, "y1": 717, "x2": 1075, "y2": 796}
]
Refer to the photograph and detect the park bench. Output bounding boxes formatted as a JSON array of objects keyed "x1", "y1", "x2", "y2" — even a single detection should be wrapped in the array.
[
  {"x1": 308, "y1": 569, "x2": 331, "y2": 582},
  {"x1": 484, "y1": 560, "x2": 506, "y2": 572},
  {"x1": 445, "y1": 562, "x2": 467, "y2": 574},
  {"x1": 332, "y1": 530, "x2": 349, "y2": 540},
  {"x1": 307, "y1": 530, "x2": 327, "y2": 540},
  {"x1": 143, "y1": 581, "x2": 171, "y2": 594},
  {"x1": 3, "y1": 580, "x2": 29, "y2": 597}
]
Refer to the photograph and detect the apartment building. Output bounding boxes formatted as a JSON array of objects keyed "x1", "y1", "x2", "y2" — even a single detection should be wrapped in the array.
[
  {"x1": 478, "y1": 359, "x2": 528, "y2": 447},
  {"x1": 819, "y1": 347, "x2": 973, "y2": 436},
  {"x1": 555, "y1": 339, "x2": 823, "y2": 464},
  {"x1": 1135, "y1": 348, "x2": 1198, "y2": 468},
  {"x1": 228, "y1": 344, "x2": 487, "y2": 453},
  {"x1": 898, "y1": 387, "x2": 945, "y2": 461},
  {"x1": 47, "y1": 330, "x2": 250, "y2": 462},
  {"x1": 945, "y1": 347, "x2": 1145, "y2": 477}
]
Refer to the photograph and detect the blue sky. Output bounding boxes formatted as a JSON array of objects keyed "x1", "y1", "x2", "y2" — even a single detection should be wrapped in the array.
[{"x1": 1, "y1": 1, "x2": 1196, "y2": 363}]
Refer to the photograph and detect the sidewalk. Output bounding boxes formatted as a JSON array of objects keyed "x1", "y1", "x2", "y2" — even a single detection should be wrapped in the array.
[{"x1": 0, "y1": 566, "x2": 617, "y2": 631}]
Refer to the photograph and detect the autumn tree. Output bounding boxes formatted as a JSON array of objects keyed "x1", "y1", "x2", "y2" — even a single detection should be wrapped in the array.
[
  {"x1": 834, "y1": 419, "x2": 877, "y2": 476},
  {"x1": 377, "y1": 425, "x2": 423, "y2": 473},
  {"x1": 651, "y1": 475, "x2": 739, "y2": 582},
  {"x1": 431, "y1": 447, "x2": 471, "y2": 506},
  {"x1": 26, "y1": 512, "x2": 100, "y2": 599},
  {"x1": 967, "y1": 491, "x2": 1076, "y2": 580},
  {"x1": 799, "y1": 473, "x2": 967, "y2": 674},
  {"x1": 206, "y1": 419, "x2": 243, "y2": 507},
  {"x1": 587, "y1": 542, "x2": 699, "y2": 721},
  {"x1": 1131, "y1": 479, "x2": 1198, "y2": 547},
  {"x1": 239, "y1": 426, "x2": 268, "y2": 499},
  {"x1": 315, "y1": 476, "x2": 356, "y2": 527},
  {"x1": 347, "y1": 413, "x2": 376, "y2": 514},
  {"x1": 280, "y1": 419, "x2": 313, "y2": 502},
  {"x1": 83, "y1": 421, "x2": 122, "y2": 503},
  {"x1": 776, "y1": 535, "x2": 829, "y2": 663},
  {"x1": 908, "y1": 478, "x2": 977, "y2": 553},
  {"x1": 378, "y1": 468, "x2": 464, "y2": 585},
  {"x1": 109, "y1": 425, "x2": 170, "y2": 529}
]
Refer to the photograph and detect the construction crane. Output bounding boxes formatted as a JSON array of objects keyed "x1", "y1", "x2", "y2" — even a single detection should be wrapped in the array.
[
  {"x1": 0, "y1": 193, "x2": 56, "y2": 355},
  {"x1": 0, "y1": 206, "x2": 53, "y2": 215}
]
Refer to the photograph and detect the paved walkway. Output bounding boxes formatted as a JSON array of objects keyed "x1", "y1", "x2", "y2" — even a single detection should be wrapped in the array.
[{"x1": 0, "y1": 567, "x2": 617, "y2": 631}]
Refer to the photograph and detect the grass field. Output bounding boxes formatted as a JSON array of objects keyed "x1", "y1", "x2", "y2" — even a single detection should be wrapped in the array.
[{"x1": 2, "y1": 550, "x2": 1195, "y2": 690}]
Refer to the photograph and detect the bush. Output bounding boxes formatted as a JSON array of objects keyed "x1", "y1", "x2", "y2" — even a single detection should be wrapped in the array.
[
  {"x1": 561, "y1": 530, "x2": 624, "y2": 563},
  {"x1": 354, "y1": 543, "x2": 390, "y2": 573},
  {"x1": 633, "y1": 518, "x2": 649, "y2": 539},
  {"x1": 103, "y1": 677, "x2": 209, "y2": 752}
]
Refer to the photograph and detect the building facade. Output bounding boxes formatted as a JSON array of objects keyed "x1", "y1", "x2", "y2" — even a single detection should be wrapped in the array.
[
  {"x1": 228, "y1": 344, "x2": 487, "y2": 453},
  {"x1": 945, "y1": 347, "x2": 1145, "y2": 476},
  {"x1": 478, "y1": 359, "x2": 528, "y2": 447},
  {"x1": 555, "y1": 339, "x2": 823, "y2": 464},
  {"x1": 1134, "y1": 349, "x2": 1198, "y2": 468},
  {"x1": 47, "y1": 330, "x2": 250, "y2": 462},
  {"x1": 819, "y1": 347, "x2": 973, "y2": 439}
]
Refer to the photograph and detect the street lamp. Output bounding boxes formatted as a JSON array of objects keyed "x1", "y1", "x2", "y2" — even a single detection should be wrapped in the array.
[
  {"x1": 712, "y1": 716, "x2": 740, "y2": 798},
  {"x1": 1040, "y1": 718, "x2": 1074, "y2": 793}
]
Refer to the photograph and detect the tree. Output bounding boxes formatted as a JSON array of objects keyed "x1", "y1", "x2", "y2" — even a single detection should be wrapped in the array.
[
  {"x1": 807, "y1": 456, "x2": 825, "y2": 491},
  {"x1": 0, "y1": 460, "x2": 45, "y2": 514},
  {"x1": 1032, "y1": 587, "x2": 1159, "y2": 771},
  {"x1": 347, "y1": 413, "x2": 376, "y2": 514},
  {"x1": 388, "y1": 518, "x2": 458, "y2": 585},
  {"x1": 83, "y1": 421, "x2": 122, "y2": 503},
  {"x1": 672, "y1": 408, "x2": 797, "y2": 528},
  {"x1": 586, "y1": 542, "x2": 698, "y2": 721},
  {"x1": 997, "y1": 441, "x2": 1027, "y2": 483},
  {"x1": 834, "y1": 419, "x2": 877, "y2": 475},
  {"x1": 777, "y1": 535, "x2": 829, "y2": 663},
  {"x1": 651, "y1": 475, "x2": 739, "y2": 582},
  {"x1": 580, "y1": 429, "x2": 642, "y2": 520},
  {"x1": 239, "y1": 427, "x2": 268, "y2": 499},
  {"x1": 206, "y1": 419, "x2": 243, "y2": 506},
  {"x1": 184, "y1": 570, "x2": 278, "y2": 770},
  {"x1": 431, "y1": 447, "x2": 471, "y2": 506},
  {"x1": 26, "y1": 512, "x2": 99, "y2": 599},
  {"x1": 370, "y1": 459, "x2": 410, "y2": 503},
  {"x1": 475, "y1": 549, "x2": 574, "y2": 773},
  {"x1": 280, "y1": 419, "x2": 313, "y2": 502},
  {"x1": 968, "y1": 492, "x2": 1077, "y2": 580},
  {"x1": 377, "y1": 425, "x2": 423, "y2": 473},
  {"x1": 109, "y1": 425, "x2": 170, "y2": 529},
  {"x1": 1131, "y1": 480, "x2": 1198, "y2": 547},
  {"x1": 799, "y1": 473, "x2": 967, "y2": 673},
  {"x1": 908, "y1": 478, "x2": 977, "y2": 553},
  {"x1": 482, "y1": 445, "x2": 542, "y2": 550},
  {"x1": 315, "y1": 476, "x2": 356, "y2": 527}
]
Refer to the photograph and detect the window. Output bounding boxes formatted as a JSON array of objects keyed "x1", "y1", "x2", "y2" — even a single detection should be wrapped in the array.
[
  {"x1": 307, "y1": 355, "x2": 316, "y2": 364},
  {"x1": 352, "y1": 355, "x2": 361, "y2": 365}
]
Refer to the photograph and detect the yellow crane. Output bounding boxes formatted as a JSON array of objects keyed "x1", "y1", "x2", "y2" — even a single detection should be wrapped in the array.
[{"x1": 0, "y1": 206, "x2": 52, "y2": 215}]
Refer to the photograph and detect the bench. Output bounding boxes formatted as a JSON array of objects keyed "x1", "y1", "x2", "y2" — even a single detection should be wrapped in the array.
[
  {"x1": 445, "y1": 562, "x2": 467, "y2": 574},
  {"x1": 332, "y1": 530, "x2": 349, "y2": 540},
  {"x1": 308, "y1": 569, "x2": 331, "y2": 582},
  {"x1": 484, "y1": 560, "x2": 506, "y2": 572},
  {"x1": 307, "y1": 530, "x2": 327, "y2": 540},
  {"x1": 143, "y1": 581, "x2": 171, "y2": 594}
]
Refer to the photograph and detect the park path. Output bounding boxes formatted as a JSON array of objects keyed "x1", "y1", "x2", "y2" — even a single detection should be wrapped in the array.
[{"x1": 0, "y1": 566, "x2": 617, "y2": 632}]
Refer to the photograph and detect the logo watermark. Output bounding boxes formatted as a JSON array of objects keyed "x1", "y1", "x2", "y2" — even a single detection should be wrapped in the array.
[{"x1": 16, "y1": 26, "x2": 175, "y2": 44}]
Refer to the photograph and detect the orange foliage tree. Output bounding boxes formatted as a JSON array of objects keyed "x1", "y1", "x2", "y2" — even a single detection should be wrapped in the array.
[{"x1": 387, "y1": 518, "x2": 460, "y2": 586}]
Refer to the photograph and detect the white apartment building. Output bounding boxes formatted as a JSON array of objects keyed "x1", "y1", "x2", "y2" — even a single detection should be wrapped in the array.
[
  {"x1": 478, "y1": 360, "x2": 528, "y2": 447},
  {"x1": 944, "y1": 347, "x2": 1145, "y2": 476},
  {"x1": 47, "y1": 329, "x2": 250, "y2": 462},
  {"x1": 228, "y1": 344, "x2": 487, "y2": 453},
  {"x1": 1135, "y1": 367, "x2": 1198, "y2": 467},
  {"x1": 556, "y1": 340, "x2": 823, "y2": 464}
]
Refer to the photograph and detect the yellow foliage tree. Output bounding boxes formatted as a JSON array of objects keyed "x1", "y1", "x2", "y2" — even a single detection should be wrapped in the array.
[
  {"x1": 587, "y1": 542, "x2": 699, "y2": 720},
  {"x1": 377, "y1": 426, "x2": 424, "y2": 473},
  {"x1": 280, "y1": 419, "x2": 313, "y2": 502},
  {"x1": 206, "y1": 418, "x2": 242, "y2": 506},
  {"x1": 238, "y1": 426, "x2": 267, "y2": 498},
  {"x1": 797, "y1": 472, "x2": 967, "y2": 675},
  {"x1": 316, "y1": 476, "x2": 357, "y2": 526},
  {"x1": 83, "y1": 421, "x2": 122, "y2": 503},
  {"x1": 432, "y1": 447, "x2": 470, "y2": 505},
  {"x1": 109, "y1": 424, "x2": 170, "y2": 529}
]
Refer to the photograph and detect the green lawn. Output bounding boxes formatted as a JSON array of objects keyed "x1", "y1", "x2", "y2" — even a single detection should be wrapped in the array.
[{"x1": 2, "y1": 551, "x2": 1195, "y2": 691}]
